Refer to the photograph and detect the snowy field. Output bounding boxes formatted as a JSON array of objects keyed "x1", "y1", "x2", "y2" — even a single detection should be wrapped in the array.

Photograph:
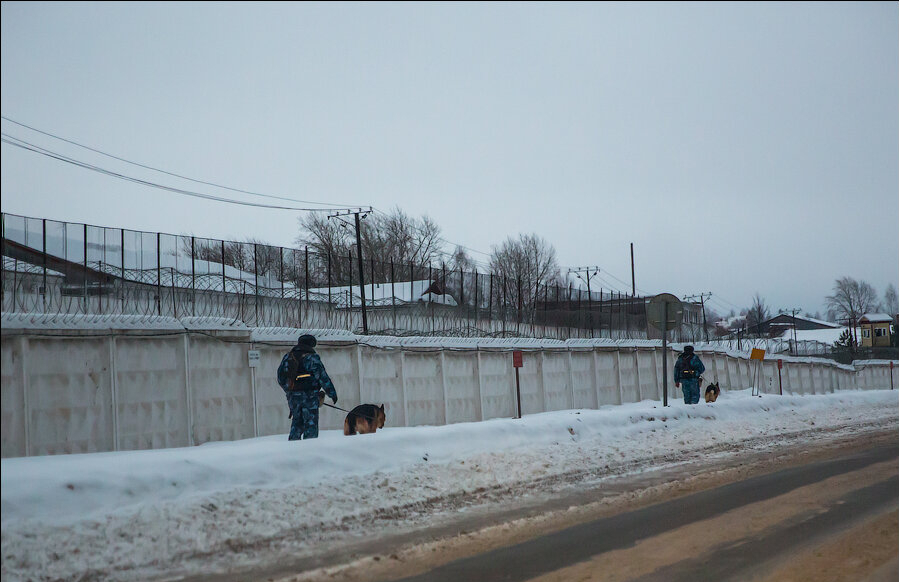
[{"x1": 2, "y1": 388, "x2": 897, "y2": 582}]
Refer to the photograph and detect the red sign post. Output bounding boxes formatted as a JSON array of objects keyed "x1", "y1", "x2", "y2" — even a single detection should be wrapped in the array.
[
  {"x1": 513, "y1": 351, "x2": 523, "y2": 418},
  {"x1": 777, "y1": 359, "x2": 783, "y2": 395}
]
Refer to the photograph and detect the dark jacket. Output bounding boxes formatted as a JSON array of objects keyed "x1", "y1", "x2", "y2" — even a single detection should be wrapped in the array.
[
  {"x1": 674, "y1": 353, "x2": 705, "y2": 383},
  {"x1": 289, "y1": 346, "x2": 338, "y2": 403}
]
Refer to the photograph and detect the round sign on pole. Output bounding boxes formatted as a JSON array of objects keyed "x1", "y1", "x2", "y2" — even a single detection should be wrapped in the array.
[{"x1": 647, "y1": 293, "x2": 684, "y2": 331}]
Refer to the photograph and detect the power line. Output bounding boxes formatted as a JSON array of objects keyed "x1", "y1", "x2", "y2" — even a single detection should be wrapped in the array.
[
  {"x1": 1, "y1": 115, "x2": 362, "y2": 208},
  {"x1": 369, "y1": 207, "x2": 493, "y2": 267},
  {"x1": 1, "y1": 133, "x2": 351, "y2": 212},
  {"x1": 596, "y1": 268, "x2": 650, "y2": 295},
  {"x1": 708, "y1": 295, "x2": 743, "y2": 316},
  {"x1": 709, "y1": 293, "x2": 743, "y2": 310}
]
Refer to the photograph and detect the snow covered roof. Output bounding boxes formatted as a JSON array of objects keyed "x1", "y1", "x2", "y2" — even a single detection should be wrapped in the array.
[
  {"x1": 777, "y1": 326, "x2": 853, "y2": 346},
  {"x1": 767, "y1": 313, "x2": 841, "y2": 328},
  {"x1": 859, "y1": 313, "x2": 893, "y2": 323},
  {"x1": 2, "y1": 256, "x2": 66, "y2": 278}
]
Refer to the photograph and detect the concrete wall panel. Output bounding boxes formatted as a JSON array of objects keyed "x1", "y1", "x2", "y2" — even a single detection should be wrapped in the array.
[
  {"x1": 115, "y1": 337, "x2": 189, "y2": 451},
  {"x1": 636, "y1": 351, "x2": 657, "y2": 402},
  {"x1": 595, "y1": 351, "x2": 621, "y2": 406},
  {"x1": 515, "y1": 351, "x2": 542, "y2": 416},
  {"x1": 443, "y1": 352, "x2": 481, "y2": 424},
  {"x1": 1, "y1": 337, "x2": 26, "y2": 457},
  {"x1": 26, "y1": 338, "x2": 114, "y2": 455},
  {"x1": 618, "y1": 350, "x2": 640, "y2": 403},
  {"x1": 569, "y1": 351, "x2": 596, "y2": 409},
  {"x1": 479, "y1": 352, "x2": 515, "y2": 420},
  {"x1": 189, "y1": 338, "x2": 254, "y2": 444},
  {"x1": 402, "y1": 352, "x2": 445, "y2": 427},
  {"x1": 542, "y1": 352, "x2": 571, "y2": 412}
]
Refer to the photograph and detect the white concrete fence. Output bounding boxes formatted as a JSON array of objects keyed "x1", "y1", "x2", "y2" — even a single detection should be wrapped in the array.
[{"x1": 1, "y1": 316, "x2": 895, "y2": 458}]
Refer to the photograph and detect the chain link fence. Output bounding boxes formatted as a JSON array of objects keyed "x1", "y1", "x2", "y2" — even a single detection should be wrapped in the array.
[{"x1": 2, "y1": 212, "x2": 665, "y2": 339}]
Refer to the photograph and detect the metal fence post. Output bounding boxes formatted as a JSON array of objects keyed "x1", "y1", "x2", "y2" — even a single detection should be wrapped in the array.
[
  {"x1": 42, "y1": 218, "x2": 47, "y2": 311},
  {"x1": 221, "y1": 239, "x2": 227, "y2": 315},
  {"x1": 190, "y1": 236, "x2": 196, "y2": 317},
  {"x1": 157, "y1": 233, "x2": 162, "y2": 316},
  {"x1": 390, "y1": 259, "x2": 396, "y2": 331},
  {"x1": 171, "y1": 267, "x2": 178, "y2": 319},
  {"x1": 82, "y1": 223, "x2": 88, "y2": 313}
]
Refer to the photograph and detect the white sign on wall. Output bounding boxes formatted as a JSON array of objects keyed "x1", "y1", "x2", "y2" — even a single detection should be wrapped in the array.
[{"x1": 247, "y1": 350, "x2": 260, "y2": 368}]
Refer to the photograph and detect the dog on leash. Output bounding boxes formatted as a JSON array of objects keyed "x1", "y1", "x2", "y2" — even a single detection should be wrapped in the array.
[
  {"x1": 704, "y1": 381, "x2": 721, "y2": 403},
  {"x1": 344, "y1": 404, "x2": 386, "y2": 435}
]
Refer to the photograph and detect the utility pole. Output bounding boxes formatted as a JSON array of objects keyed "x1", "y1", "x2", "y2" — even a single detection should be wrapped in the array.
[
  {"x1": 630, "y1": 243, "x2": 635, "y2": 296},
  {"x1": 328, "y1": 207, "x2": 373, "y2": 334},
  {"x1": 781, "y1": 307, "x2": 802, "y2": 355},
  {"x1": 569, "y1": 267, "x2": 600, "y2": 338},
  {"x1": 683, "y1": 292, "x2": 712, "y2": 342}
]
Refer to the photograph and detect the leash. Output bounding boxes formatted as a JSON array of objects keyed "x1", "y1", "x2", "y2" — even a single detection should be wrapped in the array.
[
  {"x1": 321, "y1": 401, "x2": 379, "y2": 422},
  {"x1": 321, "y1": 401, "x2": 352, "y2": 414}
]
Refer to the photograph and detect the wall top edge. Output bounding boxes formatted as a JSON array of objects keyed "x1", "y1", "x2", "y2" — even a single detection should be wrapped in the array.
[{"x1": 3, "y1": 313, "x2": 893, "y2": 371}]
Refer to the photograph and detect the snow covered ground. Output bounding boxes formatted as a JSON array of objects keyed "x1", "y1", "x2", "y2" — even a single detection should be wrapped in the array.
[{"x1": 2, "y1": 388, "x2": 897, "y2": 582}]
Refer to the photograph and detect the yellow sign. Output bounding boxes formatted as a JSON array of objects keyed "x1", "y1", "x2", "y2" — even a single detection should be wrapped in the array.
[{"x1": 750, "y1": 348, "x2": 766, "y2": 360}]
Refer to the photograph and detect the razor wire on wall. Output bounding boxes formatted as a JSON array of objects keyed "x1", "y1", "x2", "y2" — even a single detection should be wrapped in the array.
[{"x1": 0, "y1": 212, "x2": 676, "y2": 339}]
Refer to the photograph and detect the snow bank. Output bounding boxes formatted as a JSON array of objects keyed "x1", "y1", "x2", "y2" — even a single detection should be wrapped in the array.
[{"x1": 1, "y1": 389, "x2": 897, "y2": 582}]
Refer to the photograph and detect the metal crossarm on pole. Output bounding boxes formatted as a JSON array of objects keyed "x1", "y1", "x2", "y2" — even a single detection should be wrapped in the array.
[{"x1": 327, "y1": 207, "x2": 373, "y2": 334}]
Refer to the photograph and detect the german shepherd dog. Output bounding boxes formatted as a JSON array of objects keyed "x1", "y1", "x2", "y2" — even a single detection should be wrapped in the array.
[
  {"x1": 344, "y1": 404, "x2": 386, "y2": 435},
  {"x1": 704, "y1": 381, "x2": 721, "y2": 403}
]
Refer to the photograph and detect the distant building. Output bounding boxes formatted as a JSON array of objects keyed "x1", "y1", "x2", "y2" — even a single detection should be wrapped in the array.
[
  {"x1": 858, "y1": 313, "x2": 893, "y2": 348},
  {"x1": 759, "y1": 313, "x2": 840, "y2": 337}
]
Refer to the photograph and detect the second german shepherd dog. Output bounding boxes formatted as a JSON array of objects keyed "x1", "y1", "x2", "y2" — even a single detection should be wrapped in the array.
[
  {"x1": 344, "y1": 404, "x2": 386, "y2": 435},
  {"x1": 705, "y1": 381, "x2": 721, "y2": 403}
]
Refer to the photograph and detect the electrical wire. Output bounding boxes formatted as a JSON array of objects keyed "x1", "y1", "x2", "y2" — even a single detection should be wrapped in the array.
[
  {"x1": 709, "y1": 293, "x2": 743, "y2": 310},
  {"x1": 2, "y1": 118, "x2": 659, "y2": 294},
  {"x1": 368, "y1": 207, "x2": 493, "y2": 270},
  {"x1": 370, "y1": 207, "x2": 493, "y2": 260},
  {"x1": 1, "y1": 133, "x2": 349, "y2": 212},
  {"x1": 1, "y1": 116, "x2": 362, "y2": 208}
]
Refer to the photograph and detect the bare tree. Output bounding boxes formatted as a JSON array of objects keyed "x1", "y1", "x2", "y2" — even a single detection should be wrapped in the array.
[
  {"x1": 449, "y1": 245, "x2": 475, "y2": 272},
  {"x1": 295, "y1": 213, "x2": 354, "y2": 285},
  {"x1": 745, "y1": 293, "x2": 771, "y2": 337},
  {"x1": 489, "y1": 233, "x2": 560, "y2": 321},
  {"x1": 246, "y1": 238, "x2": 282, "y2": 281},
  {"x1": 360, "y1": 207, "x2": 445, "y2": 281},
  {"x1": 182, "y1": 238, "x2": 267, "y2": 279},
  {"x1": 884, "y1": 284, "x2": 898, "y2": 318},
  {"x1": 825, "y1": 277, "x2": 879, "y2": 345},
  {"x1": 372, "y1": 206, "x2": 444, "y2": 269},
  {"x1": 297, "y1": 207, "x2": 446, "y2": 286}
]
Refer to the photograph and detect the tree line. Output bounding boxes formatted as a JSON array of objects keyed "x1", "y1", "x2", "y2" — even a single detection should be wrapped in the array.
[
  {"x1": 184, "y1": 206, "x2": 896, "y2": 344},
  {"x1": 719, "y1": 279, "x2": 897, "y2": 346}
]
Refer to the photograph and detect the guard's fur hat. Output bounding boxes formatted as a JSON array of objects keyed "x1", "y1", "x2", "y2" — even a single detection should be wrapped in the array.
[{"x1": 297, "y1": 334, "x2": 317, "y2": 349}]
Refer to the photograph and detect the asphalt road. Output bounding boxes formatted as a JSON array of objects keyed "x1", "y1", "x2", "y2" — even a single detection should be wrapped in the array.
[{"x1": 391, "y1": 440, "x2": 899, "y2": 582}]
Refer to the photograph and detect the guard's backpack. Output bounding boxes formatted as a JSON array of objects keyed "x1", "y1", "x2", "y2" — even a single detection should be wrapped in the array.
[
  {"x1": 277, "y1": 352, "x2": 301, "y2": 392},
  {"x1": 277, "y1": 350, "x2": 315, "y2": 392},
  {"x1": 680, "y1": 355, "x2": 697, "y2": 378}
]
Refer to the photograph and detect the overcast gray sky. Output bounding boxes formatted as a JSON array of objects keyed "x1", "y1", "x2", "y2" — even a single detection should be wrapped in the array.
[{"x1": 2, "y1": 1, "x2": 897, "y2": 318}]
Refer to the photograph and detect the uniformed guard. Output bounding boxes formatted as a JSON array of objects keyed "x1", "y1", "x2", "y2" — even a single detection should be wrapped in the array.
[
  {"x1": 674, "y1": 345, "x2": 706, "y2": 405},
  {"x1": 278, "y1": 334, "x2": 338, "y2": 440}
]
